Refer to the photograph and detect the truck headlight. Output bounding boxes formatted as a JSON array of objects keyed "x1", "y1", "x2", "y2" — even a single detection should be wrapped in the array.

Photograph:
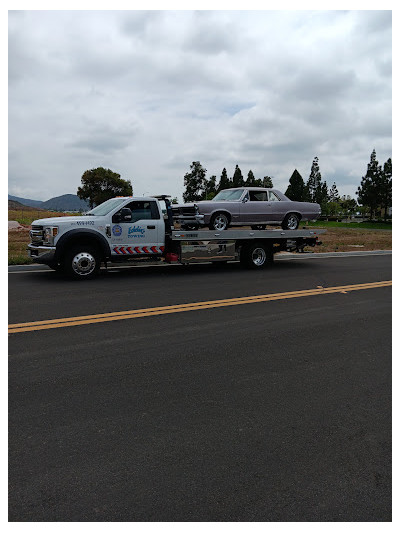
[{"x1": 43, "y1": 226, "x2": 58, "y2": 245}]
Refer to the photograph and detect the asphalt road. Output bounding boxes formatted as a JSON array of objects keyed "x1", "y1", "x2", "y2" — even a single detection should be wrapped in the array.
[{"x1": 8, "y1": 252, "x2": 392, "y2": 521}]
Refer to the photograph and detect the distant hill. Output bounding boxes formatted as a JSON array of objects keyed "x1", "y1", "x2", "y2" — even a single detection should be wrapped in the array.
[
  {"x1": 8, "y1": 199, "x2": 27, "y2": 209},
  {"x1": 8, "y1": 194, "x2": 90, "y2": 212}
]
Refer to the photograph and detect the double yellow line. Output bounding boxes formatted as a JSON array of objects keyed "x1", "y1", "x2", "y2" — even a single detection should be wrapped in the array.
[{"x1": 9, "y1": 280, "x2": 391, "y2": 334}]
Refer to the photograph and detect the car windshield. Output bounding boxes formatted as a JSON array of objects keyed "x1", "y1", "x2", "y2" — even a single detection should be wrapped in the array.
[
  {"x1": 212, "y1": 189, "x2": 244, "y2": 201},
  {"x1": 85, "y1": 198, "x2": 128, "y2": 216}
]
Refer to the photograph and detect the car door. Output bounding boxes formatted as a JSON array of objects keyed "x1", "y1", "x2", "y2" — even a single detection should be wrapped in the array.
[
  {"x1": 246, "y1": 190, "x2": 272, "y2": 223},
  {"x1": 266, "y1": 191, "x2": 284, "y2": 222},
  {"x1": 110, "y1": 200, "x2": 165, "y2": 256}
]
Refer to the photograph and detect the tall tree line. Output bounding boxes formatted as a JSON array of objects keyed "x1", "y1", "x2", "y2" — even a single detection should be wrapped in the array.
[{"x1": 182, "y1": 151, "x2": 392, "y2": 221}]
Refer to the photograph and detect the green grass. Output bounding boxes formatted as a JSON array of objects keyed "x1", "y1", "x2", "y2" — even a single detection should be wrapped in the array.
[{"x1": 307, "y1": 220, "x2": 392, "y2": 230}]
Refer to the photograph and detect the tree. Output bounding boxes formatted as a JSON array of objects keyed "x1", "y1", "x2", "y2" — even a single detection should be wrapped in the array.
[
  {"x1": 204, "y1": 175, "x2": 217, "y2": 199},
  {"x1": 183, "y1": 161, "x2": 207, "y2": 202},
  {"x1": 77, "y1": 167, "x2": 133, "y2": 208},
  {"x1": 263, "y1": 176, "x2": 273, "y2": 188},
  {"x1": 340, "y1": 195, "x2": 357, "y2": 218},
  {"x1": 245, "y1": 170, "x2": 257, "y2": 186},
  {"x1": 285, "y1": 169, "x2": 305, "y2": 201},
  {"x1": 328, "y1": 182, "x2": 340, "y2": 202},
  {"x1": 305, "y1": 157, "x2": 322, "y2": 202},
  {"x1": 232, "y1": 165, "x2": 245, "y2": 187},
  {"x1": 356, "y1": 149, "x2": 381, "y2": 219},
  {"x1": 380, "y1": 158, "x2": 392, "y2": 221},
  {"x1": 315, "y1": 180, "x2": 329, "y2": 208},
  {"x1": 217, "y1": 167, "x2": 230, "y2": 191},
  {"x1": 305, "y1": 156, "x2": 328, "y2": 208}
]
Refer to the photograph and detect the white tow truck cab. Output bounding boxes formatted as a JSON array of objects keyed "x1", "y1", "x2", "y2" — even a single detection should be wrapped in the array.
[{"x1": 28, "y1": 195, "x2": 324, "y2": 279}]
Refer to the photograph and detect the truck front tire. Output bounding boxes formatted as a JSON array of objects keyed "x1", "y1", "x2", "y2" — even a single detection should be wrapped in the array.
[{"x1": 62, "y1": 245, "x2": 101, "y2": 279}]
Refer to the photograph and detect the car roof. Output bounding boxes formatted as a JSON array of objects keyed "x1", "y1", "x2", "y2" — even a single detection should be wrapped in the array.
[{"x1": 222, "y1": 187, "x2": 274, "y2": 191}]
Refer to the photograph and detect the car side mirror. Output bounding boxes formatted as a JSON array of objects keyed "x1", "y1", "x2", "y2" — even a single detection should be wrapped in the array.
[
  {"x1": 120, "y1": 207, "x2": 132, "y2": 221},
  {"x1": 242, "y1": 197, "x2": 248, "y2": 203}
]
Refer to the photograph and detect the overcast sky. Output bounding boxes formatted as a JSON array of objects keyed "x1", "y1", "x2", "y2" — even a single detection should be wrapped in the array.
[{"x1": 8, "y1": 8, "x2": 392, "y2": 202}]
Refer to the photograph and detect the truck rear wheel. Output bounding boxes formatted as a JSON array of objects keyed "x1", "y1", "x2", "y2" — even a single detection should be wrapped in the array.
[
  {"x1": 62, "y1": 245, "x2": 101, "y2": 279},
  {"x1": 240, "y1": 242, "x2": 273, "y2": 269}
]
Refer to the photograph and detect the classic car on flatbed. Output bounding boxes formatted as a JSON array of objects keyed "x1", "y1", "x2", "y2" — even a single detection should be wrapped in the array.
[{"x1": 172, "y1": 187, "x2": 321, "y2": 230}]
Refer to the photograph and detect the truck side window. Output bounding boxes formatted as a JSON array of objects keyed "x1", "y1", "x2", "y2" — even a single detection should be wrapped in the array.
[{"x1": 124, "y1": 201, "x2": 160, "y2": 222}]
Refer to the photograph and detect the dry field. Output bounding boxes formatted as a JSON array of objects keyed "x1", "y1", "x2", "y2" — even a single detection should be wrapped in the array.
[
  {"x1": 311, "y1": 227, "x2": 392, "y2": 253},
  {"x1": 8, "y1": 207, "x2": 75, "y2": 265}
]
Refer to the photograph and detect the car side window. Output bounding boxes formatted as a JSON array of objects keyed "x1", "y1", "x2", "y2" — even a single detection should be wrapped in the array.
[
  {"x1": 249, "y1": 191, "x2": 268, "y2": 201},
  {"x1": 268, "y1": 191, "x2": 280, "y2": 202}
]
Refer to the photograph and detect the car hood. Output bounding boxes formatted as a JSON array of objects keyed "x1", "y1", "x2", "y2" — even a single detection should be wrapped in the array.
[{"x1": 174, "y1": 200, "x2": 235, "y2": 208}]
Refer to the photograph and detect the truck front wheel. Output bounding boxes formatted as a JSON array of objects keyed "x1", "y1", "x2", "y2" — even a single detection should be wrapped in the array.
[
  {"x1": 62, "y1": 245, "x2": 101, "y2": 279},
  {"x1": 240, "y1": 242, "x2": 273, "y2": 269}
]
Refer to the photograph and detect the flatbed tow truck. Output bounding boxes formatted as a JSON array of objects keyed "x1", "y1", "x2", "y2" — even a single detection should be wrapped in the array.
[{"x1": 28, "y1": 195, "x2": 324, "y2": 279}]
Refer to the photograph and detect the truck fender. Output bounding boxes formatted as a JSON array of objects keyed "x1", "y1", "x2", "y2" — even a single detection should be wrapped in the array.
[{"x1": 55, "y1": 229, "x2": 110, "y2": 261}]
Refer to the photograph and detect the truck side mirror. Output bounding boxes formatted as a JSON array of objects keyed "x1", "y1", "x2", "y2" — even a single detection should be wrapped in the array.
[{"x1": 120, "y1": 207, "x2": 132, "y2": 221}]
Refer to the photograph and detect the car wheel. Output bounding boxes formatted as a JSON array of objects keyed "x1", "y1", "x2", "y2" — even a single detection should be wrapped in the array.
[
  {"x1": 240, "y1": 242, "x2": 273, "y2": 269},
  {"x1": 210, "y1": 212, "x2": 229, "y2": 231},
  {"x1": 62, "y1": 245, "x2": 101, "y2": 280},
  {"x1": 282, "y1": 213, "x2": 300, "y2": 230}
]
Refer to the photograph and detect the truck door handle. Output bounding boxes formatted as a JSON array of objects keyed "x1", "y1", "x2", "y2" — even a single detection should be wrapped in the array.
[{"x1": 147, "y1": 225, "x2": 156, "y2": 229}]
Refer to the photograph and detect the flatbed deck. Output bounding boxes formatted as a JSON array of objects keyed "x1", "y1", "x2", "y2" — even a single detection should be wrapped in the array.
[{"x1": 170, "y1": 228, "x2": 326, "y2": 241}]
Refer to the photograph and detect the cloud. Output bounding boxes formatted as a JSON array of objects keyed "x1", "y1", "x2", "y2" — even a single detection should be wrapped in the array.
[{"x1": 8, "y1": 10, "x2": 392, "y2": 202}]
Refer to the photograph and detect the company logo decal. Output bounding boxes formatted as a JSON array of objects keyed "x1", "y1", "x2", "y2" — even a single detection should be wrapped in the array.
[
  {"x1": 128, "y1": 226, "x2": 145, "y2": 236},
  {"x1": 112, "y1": 224, "x2": 122, "y2": 236}
]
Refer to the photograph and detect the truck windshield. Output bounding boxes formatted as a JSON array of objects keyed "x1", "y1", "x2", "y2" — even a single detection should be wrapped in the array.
[
  {"x1": 85, "y1": 198, "x2": 128, "y2": 216},
  {"x1": 212, "y1": 189, "x2": 244, "y2": 201}
]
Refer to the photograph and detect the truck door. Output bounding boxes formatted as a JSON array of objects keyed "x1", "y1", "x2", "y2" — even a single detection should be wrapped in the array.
[{"x1": 110, "y1": 200, "x2": 165, "y2": 257}]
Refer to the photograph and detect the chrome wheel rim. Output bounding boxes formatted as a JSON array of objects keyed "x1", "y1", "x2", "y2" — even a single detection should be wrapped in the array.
[
  {"x1": 287, "y1": 215, "x2": 298, "y2": 230},
  {"x1": 251, "y1": 247, "x2": 266, "y2": 266},
  {"x1": 213, "y1": 214, "x2": 228, "y2": 230},
  {"x1": 72, "y1": 252, "x2": 96, "y2": 276}
]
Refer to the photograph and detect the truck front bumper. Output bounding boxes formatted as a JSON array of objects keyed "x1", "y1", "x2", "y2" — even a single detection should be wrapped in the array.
[{"x1": 27, "y1": 244, "x2": 56, "y2": 264}]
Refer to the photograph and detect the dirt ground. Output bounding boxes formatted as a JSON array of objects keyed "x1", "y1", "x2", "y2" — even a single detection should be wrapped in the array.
[{"x1": 311, "y1": 227, "x2": 392, "y2": 252}]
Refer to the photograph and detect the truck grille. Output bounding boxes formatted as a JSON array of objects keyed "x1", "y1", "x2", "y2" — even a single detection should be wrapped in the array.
[{"x1": 30, "y1": 225, "x2": 44, "y2": 244}]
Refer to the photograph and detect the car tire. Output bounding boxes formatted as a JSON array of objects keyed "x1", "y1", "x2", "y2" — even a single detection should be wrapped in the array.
[
  {"x1": 282, "y1": 213, "x2": 300, "y2": 230},
  {"x1": 62, "y1": 245, "x2": 101, "y2": 280},
  {"x1": 209, "y1": 212, "x2": 230, "y2": 231},
  {"x1": 240, "y1": 242, "x2": 273, "y2": 269}
]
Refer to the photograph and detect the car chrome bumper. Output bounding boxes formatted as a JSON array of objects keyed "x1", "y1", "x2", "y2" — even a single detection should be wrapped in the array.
[
  {"x1": 27, "y1": 244, "x2": 56, "y2": 263},
  {"x1": 174, "y1": 214, "x2": 205, "y2": 224}
]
